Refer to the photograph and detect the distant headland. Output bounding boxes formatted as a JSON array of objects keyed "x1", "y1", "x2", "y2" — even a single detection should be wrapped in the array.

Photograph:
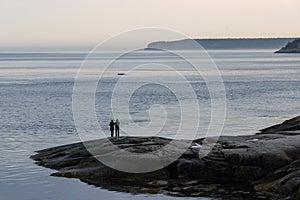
[
  {"x1": 145, "y1": 38, "x2": 297, "y2": 50},
  {"x1": 275, "y1": 38, "x2": 300, "y2": 53}
]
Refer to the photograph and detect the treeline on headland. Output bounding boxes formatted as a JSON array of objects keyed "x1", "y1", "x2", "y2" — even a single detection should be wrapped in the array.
[
  {"x1": 145, "y1": 38, "x2": 297, "y2": 50},
  {"x1": 275, "y1": 38, "x2": 300, "y2": 53}
]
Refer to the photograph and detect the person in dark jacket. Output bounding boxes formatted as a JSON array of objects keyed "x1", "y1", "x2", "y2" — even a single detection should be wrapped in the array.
[
  {"x1": 115, "y1": 119, "x2": 120, "y2": 137},
  {"x1": 109, "y1": 120, "x2": 115, "y2": 137}
]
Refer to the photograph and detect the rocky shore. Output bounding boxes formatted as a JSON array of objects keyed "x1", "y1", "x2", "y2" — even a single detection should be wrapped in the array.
[{"x1": 31, "y1": 116, "x2": 300, "y2": 199}]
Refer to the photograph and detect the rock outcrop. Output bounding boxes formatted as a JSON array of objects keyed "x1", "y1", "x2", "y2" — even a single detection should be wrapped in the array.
[
  {"x1": 31, "y1": 116, "x2": 300, "y2": 199},
  {"x1": 275, "y1": 39, "x2": 300, "y2": 53}
]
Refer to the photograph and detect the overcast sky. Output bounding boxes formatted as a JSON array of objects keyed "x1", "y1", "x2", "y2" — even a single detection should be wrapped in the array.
[{"x1": 1, "y1": 0, "x2": 300, "y2": 46}]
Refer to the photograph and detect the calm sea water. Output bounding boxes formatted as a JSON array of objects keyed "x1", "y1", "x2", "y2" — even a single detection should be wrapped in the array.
[{"x1": 0, "y1": 49, "x2": 299, "y2": 200}]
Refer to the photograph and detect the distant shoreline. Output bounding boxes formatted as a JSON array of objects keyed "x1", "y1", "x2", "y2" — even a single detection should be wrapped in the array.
[{"x1": 145, "y1": 38, "x2": 298, "y2": 50}]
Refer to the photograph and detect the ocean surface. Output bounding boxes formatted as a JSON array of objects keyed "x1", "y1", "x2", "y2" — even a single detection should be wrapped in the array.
[{"x1": 0, "y1": 48, "x2": 299, "y2": 200}]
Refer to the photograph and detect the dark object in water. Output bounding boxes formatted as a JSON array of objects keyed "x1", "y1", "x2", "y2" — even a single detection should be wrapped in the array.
[
  {"x1": 144, "y1": 47, "x2": 163, "y2": 51},
  {"x1": 117, "y1": 73, "x2": 125, "y2": 76}
]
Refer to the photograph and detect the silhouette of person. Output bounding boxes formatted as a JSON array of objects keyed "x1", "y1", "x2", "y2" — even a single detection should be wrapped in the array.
[
  {"x1": 109, "y1": 120, "x2": 115, "y2": 137},
  {"x1": 115, "y1": 119, "x2": 120, "y2": 137}
]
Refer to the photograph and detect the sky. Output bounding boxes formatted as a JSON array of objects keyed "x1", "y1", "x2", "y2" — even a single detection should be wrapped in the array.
[{"x1": 0, "y1": 0, "x2": 300, "y2": 47}]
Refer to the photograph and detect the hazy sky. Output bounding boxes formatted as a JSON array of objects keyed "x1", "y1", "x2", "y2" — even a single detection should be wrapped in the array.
[{"x1": 1, "y1": 0, "x2": 300, "y2": 46}]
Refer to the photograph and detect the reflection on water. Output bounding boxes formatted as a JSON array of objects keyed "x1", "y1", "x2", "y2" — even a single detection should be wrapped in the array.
[{"x1": 0, "y1": 130, "x2": 209, "y2": 200}]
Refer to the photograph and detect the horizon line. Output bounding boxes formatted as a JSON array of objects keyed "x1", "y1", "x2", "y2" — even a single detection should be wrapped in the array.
[{"x1": 2, "y1": 36, "x2": 299, "y2": 47}]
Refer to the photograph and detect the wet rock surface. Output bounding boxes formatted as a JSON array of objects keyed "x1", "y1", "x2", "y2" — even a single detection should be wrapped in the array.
[{"x1": 31, "y1": 116, "x2": 300, "y2": 199}]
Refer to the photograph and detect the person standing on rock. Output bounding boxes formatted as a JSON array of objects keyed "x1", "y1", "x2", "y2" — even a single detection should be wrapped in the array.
[
  {"x1": 109, "y1": 120, "x2": 115, "y2": 137},
  {"x1": 115, "y1": 119, "x2": 120, "y2": 137}
]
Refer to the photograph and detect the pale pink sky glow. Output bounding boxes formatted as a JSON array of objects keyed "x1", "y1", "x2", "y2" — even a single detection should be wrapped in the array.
[{"x1": 0, "y1": 0, "x2": 299, "y2": 46}]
